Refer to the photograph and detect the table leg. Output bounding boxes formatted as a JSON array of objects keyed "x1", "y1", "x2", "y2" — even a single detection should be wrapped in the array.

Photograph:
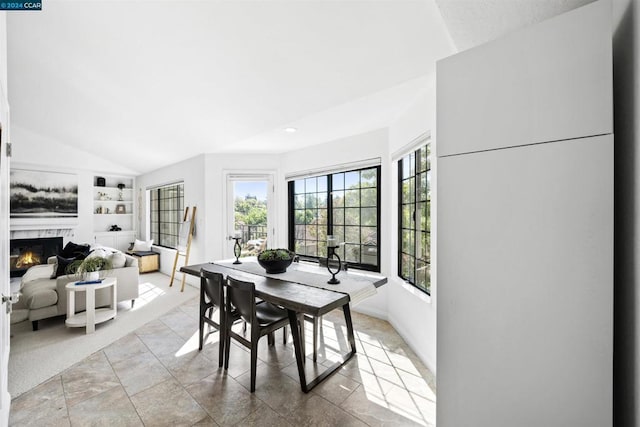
[
  {"x1": 67, "y1": 289, "x2": 75, "y2": 319},
  {"x1": 288, "y1": 304, "x2": 357, "y2": 393},
  {"x1": 86, "y1": 287, "x2": 95, "y2": 334}
]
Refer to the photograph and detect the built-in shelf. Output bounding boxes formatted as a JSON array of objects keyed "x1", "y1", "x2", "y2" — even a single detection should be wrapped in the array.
[{"x1": 93, "y1": 175, "x2": 136, "y2": 245}]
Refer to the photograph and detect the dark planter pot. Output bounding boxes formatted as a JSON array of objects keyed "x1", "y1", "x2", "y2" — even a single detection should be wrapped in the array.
[{"x1": 257, "y1": 258, "x2": 293, "y2": 274}]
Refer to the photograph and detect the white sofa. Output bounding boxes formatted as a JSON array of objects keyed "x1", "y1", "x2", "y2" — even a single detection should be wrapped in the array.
[{"x1": 12, "y1": 252, "x2": 140, "y2": 331}]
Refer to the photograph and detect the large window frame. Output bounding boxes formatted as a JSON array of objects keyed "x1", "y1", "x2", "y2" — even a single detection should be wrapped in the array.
[
  {"x1": 288, "y1": 165, "x2": 381, "y2": 272},
  {"x1": 398, "y1": 143, "x2": 431, "y2": 295},
  {"x1": 149, "y1": 182, "x2": 184, "y2": 249}
]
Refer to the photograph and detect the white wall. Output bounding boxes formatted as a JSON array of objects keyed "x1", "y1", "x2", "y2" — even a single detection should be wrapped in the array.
[
  {"x1": 612, "y1": 0, "x2": 640, "y2": 425},
  {"x1": 280, "y1": 129, "x2": 390, "y2": 319},
  {"x1": 135, "y1": 155, "x2": 206, "y2": 285},
  {"x1": 387, "y1": 81, "x2": 438, "y2": 374}
]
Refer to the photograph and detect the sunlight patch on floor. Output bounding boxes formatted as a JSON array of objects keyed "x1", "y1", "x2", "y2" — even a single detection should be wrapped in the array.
[
  {"x1": 131, "y1": 282, "x2": 166, "y2": 311},
  {"x1": 321, "y1": 319, "x2": 436, "y2": 426}
]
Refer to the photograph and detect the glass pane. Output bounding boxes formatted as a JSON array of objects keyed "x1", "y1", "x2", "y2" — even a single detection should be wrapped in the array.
[
  {"x1": 345, "y1": 226, "x2": 360, "y2": 244},
  {"x1": 317, "y1": 176, "x2": 328, "y2": 192},
  {"x1": 305, "y1": 209, "x2": 315, "y2": 224},
  {"x1": 332, "y1": 190, "x2": 345, "y2": 208},
  {"x1": 317, "y1": 192, "x2": 327, "y2": 208},
  {"x1": 402, "y1": 205, "x2": 412, "y2": 229},
  {"x1": 345, "y1": 171, "x2": 359, "y2": 189},
  {"x1": 305, "y1": 194, "x2": 317, "y2": 209},
  {"x1": 317, "y1": 225, "x2": 327, "y2": 243},
  {"x1": 361, "y1": 227, "x2": 377, "y2": 246},
  {"x1": 416, "y1": 260, "x2": 427, "y2": 290},
  {"x1": 295, "y1": 194, "x2": 305, "y2": 209},
  {"x1": 361, "y1": 245, "x2": 378, "y2": 266},
  {"x1": 332, "y1": 173, "x2": 344, "y2": 190},
  {"x1": 409, "y1": 152, "x2": 415, "y2": 176},
  {"x1": 333, "y1": 208, "x2": 344, "y2": 225},
  {"x1": 420, "y1": 232, "x2": 430, "y2": 262},
  {"x1": 333, "y1": 226, "x2": 345, "y2": 245},
  {"x1": 344, "y1": 208, "x2": 360, "y2": 226},
  {"x1": 294, "y1": 240, "x2": 303, "y2": 253},
  {"x1": 345, "y1": 189, "x2": 359, "y2": 207},
  {"x1": 294, "y1": 210, "x2": 305, "y2": 224},
  {"x1": 401, "y1": 156, "x2": 410, "y2": 180},
  {"x1": 360, "y1": 168, "x2": 377, "y2": 188},
  {"x1": 295, "y1": 225, "x2": 306, "y2": 240},
  {"x1": 307, "y1": 225, "x2": 318, "y2": 240},
  {"x1": 318, "y1": 244, "x2": 327, "y2": 258},
  {"x1": 426, "y1": 143, "x2": 431, "y2": 170},
  {"x1": 427, "y1": 170, "x2": 431, "y2": 201},
  {"x1": 402, "y1": 177, "x2": 414, "y2": 204},
  {"x1": 317, "y1": 208, "x2": 328, "y2": 225},
  {"x1": 416, "y1": 202, "x2": 426, "y2": 233},
  {"x1": 345, "y1": 244, "x2": 359, "y2": 263},
  {"x1": 417, "y1": 146, "x2": 426, "y2": 172},
  {"x1": 417, "y1": 173, "x2": 427, "y2": 201},
  {"x1": 307, "y1": 243, "x2": 317, "y2": 256},
  {"x1": 305, "y1": 177, "x2": 317, "y2": 193},
  {"x1": 402, "y1": 230, "x2": 412, "y2": 254},
  {"x1": 361, "y1": 188, "x2": 376, "y2": 207},
  {"x1": 294, "y1": 180, "x2": 305, "y2": 194},
  {"x1": 361, "y1": 207, "x2": 376, "y2": 226}
]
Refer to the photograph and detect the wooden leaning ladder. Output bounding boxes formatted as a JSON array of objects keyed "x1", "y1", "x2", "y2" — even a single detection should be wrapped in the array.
[{"x1": 170, "y1": 206, "x2": 196, "y2": 292}]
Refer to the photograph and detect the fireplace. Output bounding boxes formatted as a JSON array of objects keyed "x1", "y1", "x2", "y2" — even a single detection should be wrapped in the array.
[{"x1": 10, "y1": 237, "x2": 63, "y2": 277}]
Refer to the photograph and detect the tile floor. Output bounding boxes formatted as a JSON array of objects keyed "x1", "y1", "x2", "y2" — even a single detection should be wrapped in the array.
[{"x1": 9, "y1": 296, "x2": 437, "y2": 426}]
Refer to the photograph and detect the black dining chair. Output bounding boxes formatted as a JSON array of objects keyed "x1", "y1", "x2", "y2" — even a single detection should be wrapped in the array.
[
  {"x1": 224, "y1": 276, "x2": 290, "y2": 392},
  {"x1": 199, "y1": 270, "x2": 241, "y2": 367}
]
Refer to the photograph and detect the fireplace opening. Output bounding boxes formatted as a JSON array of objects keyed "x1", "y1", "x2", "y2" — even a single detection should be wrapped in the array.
[{"x1": 10, "y1": 237, "x2": 63, "y2": 277}]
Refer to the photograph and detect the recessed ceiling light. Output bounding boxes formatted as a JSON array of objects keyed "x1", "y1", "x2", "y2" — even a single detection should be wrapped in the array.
[{"x1": 284, "y1": 127, "x2": 297, "y2": 133}]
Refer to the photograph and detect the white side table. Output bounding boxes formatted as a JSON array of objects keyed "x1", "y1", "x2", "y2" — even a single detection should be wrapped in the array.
[{"x1": 66, "y1": 277, "x2": 117, "y2": 334}]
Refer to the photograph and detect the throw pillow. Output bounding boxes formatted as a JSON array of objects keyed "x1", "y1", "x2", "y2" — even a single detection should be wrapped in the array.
[
  {"x1": 60, "y1": 242, "x2": 90, "y2": 259},
  {"x1": 51, "y1": 255, "x2": 77, "y2": 279},
  {"x1": 87, "y1": 248, "x2": 110, "y2": 259},
  {"x1": 132, "y1": 239, "x2": 153, "y2": 252},
  {"x1": 109, "y1": 251, "x2": 126, "y2": 268}
]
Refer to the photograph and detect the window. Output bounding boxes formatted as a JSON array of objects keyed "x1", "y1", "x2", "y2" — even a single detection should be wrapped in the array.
[
  {"x1": 149, "y1": 182, "x2": 184, "y2": 249},
  {"x1": 288, "y1": 166, "x2": 380, "y2": 271},
  {"x1": 399, "y1": 143, "x2": 431, "y2": 294}
]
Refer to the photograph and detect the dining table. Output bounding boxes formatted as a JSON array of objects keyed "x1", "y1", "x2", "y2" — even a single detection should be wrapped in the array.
[{"x1": 180, "y1": 258, "x2": 387, "y2": 392}]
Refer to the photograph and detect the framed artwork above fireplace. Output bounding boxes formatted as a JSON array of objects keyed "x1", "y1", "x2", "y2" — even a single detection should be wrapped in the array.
[{"x1": 10, "y1": 168, "x2": 79, "y2": 227}]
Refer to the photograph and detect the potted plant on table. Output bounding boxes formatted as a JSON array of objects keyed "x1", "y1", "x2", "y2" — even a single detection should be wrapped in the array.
[
  {"x1": 67, "y1": 256, "x2": 113, "y2": 281},
  {"x1": 257, "y1": 249, "x2": 295, "y2": 274}
]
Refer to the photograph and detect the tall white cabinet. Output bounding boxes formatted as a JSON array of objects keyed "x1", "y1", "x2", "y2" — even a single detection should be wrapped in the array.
[{"x1": 436, "y1": 1, "x2": 612, "y2": 426}]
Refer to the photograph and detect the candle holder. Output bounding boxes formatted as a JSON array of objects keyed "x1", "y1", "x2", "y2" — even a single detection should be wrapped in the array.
[
  {"x1": 232, "y1": 237, "x2": 242, "y2": 264},
  {"x1": 326, "y1": 245, "x2": 341, "y2": 284}
]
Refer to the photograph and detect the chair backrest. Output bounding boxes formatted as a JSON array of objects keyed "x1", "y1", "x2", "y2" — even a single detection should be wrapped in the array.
[
  {"x1": 200, "y1": 270, "x2": 224, "y2": 307},
  {"x1": 226, "y1": 276, "x2": 256, "y2": 324}
]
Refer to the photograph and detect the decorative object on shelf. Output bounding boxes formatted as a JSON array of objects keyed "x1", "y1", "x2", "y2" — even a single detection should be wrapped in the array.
[
  {"x1": 117, "y1": 183, "x2": 125, "y2": 200},
  {"x1": 257, "y1": 248, "x2": 295, "y2": 274},
  {"x1": 109, "y1": 225, "x2": 122, "y2": 232},
  {"x1": 98, "y1": 191, "x2": 111, "y2": 201},
  {"x1": 116, "y1": 204, "x2": 126, "y2": 214},
  {"x1": 67, "y1": 256, "x2": 113, "y2": 281},
  {"x1": 104, "y1": 207, "x2": 110, "y2": 214},
  {"x1": 96, "y1": 206, "x2": 103, "y2": 214},
  {"x1": 232, "y1": 234, "x2": 242, "y2": 264},
  {"x1": 326, "y1": 235, "x2": 341, "y2": 284},
  {"x1": 96, "y1": 176, "x2": 106, "y2": 187}
]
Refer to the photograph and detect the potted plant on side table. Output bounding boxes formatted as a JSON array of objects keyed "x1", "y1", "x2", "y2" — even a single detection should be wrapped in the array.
[{"x1": 67, "y1": 256, "x2": 113, "y2": 281}]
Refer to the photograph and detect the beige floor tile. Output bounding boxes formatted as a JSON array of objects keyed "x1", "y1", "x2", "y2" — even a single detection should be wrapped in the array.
[
  {"x1": 103, "y1": 333, "x2": 149, "y2": 365},
  {"x1": 163, "y1": 350, "x2": 222, "y2": 386},
  {"x1": 9, "y1": 376, "x2": 69, "y2": 427},
  {"x1": 111, "y1": 351, "x2": 173, "y2": 396},
  {"x1": 60, "y1": 351, "x2": 120, "y2": 407},
  {"x1": 67, "y1": 385, "x2": 143, "y2": 426},
  {"x1": 130, "y1": 378, "x2": 208, "y2": 426},
  {"x1": 234, "y1": 404, "x2": 294, "y2": 427},
  {"x1": 160, "y1": 307, "x2": 201, "y2": 340},
  {"x1": 309, "y1": 372, "x2": 360, "y2": 406},
  {"x1": 185, "y1": 370, "x2": 263, "y2": 426},
  {"x1": 287, "y1": 394, "x2": 368, "y2": 427}
]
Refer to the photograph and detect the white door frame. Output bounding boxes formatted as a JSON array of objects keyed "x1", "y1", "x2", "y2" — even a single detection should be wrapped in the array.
[
  {"x1": 222, "y1": 171, "x2": 276, "y2": 259},
  {"x1": 0, "y1": 79, "x2": 11, "y2": 425}
]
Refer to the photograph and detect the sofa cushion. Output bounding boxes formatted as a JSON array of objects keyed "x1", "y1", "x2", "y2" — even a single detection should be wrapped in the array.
[
  {"x1": 21, "y1": 278, "x2": 58, "y2": 309},
  {"x1": 51, "y1": 255, "x2": 77, "y2": 279},
  {"x1": 60, "y1": 242, "x2": 91, "y2": 259},
  {"x1": 109, "y1": 251, "x2": 126, "y2": 268}
]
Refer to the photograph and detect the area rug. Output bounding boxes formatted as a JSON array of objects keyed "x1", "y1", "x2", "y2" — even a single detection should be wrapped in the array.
[{"x1": 8, "y1": 272, "x2": 198, "y2": 398}]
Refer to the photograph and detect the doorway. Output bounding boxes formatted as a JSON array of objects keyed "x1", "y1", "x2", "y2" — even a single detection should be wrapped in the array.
[{"x1": 225, "y1": 173, "x2": 275, "y2": 259}]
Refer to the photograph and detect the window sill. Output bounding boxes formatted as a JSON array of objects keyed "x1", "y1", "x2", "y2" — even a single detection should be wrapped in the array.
[{"x1": 395, "y1": 277, "x2": 432, "y2": 304}]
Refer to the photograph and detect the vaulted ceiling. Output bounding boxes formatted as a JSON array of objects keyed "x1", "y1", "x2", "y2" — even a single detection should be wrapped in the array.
[{"x1": 7, "y1": 0, "x2": 595, "y2": 174}]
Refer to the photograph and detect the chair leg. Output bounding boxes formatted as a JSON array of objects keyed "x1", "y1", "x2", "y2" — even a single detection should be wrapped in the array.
[
  {"x1": 198, "y1": 315, "x2": 205, "y2": 351},
  {"x1": 224, "y1": 324, "x2": 232, "y2": 370},
  {"x1": 131, "y1": 299, "x2": 135, "y2": 308},
  {"x1": 267, "y1": 332, "x2": 274, "y2": 346},
  {"x1": 250, "y1": 341, "x2": 258, "y2": 393},
  {"x1": 218, "y1": 320, "x2": 224, "y2": 368}
]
